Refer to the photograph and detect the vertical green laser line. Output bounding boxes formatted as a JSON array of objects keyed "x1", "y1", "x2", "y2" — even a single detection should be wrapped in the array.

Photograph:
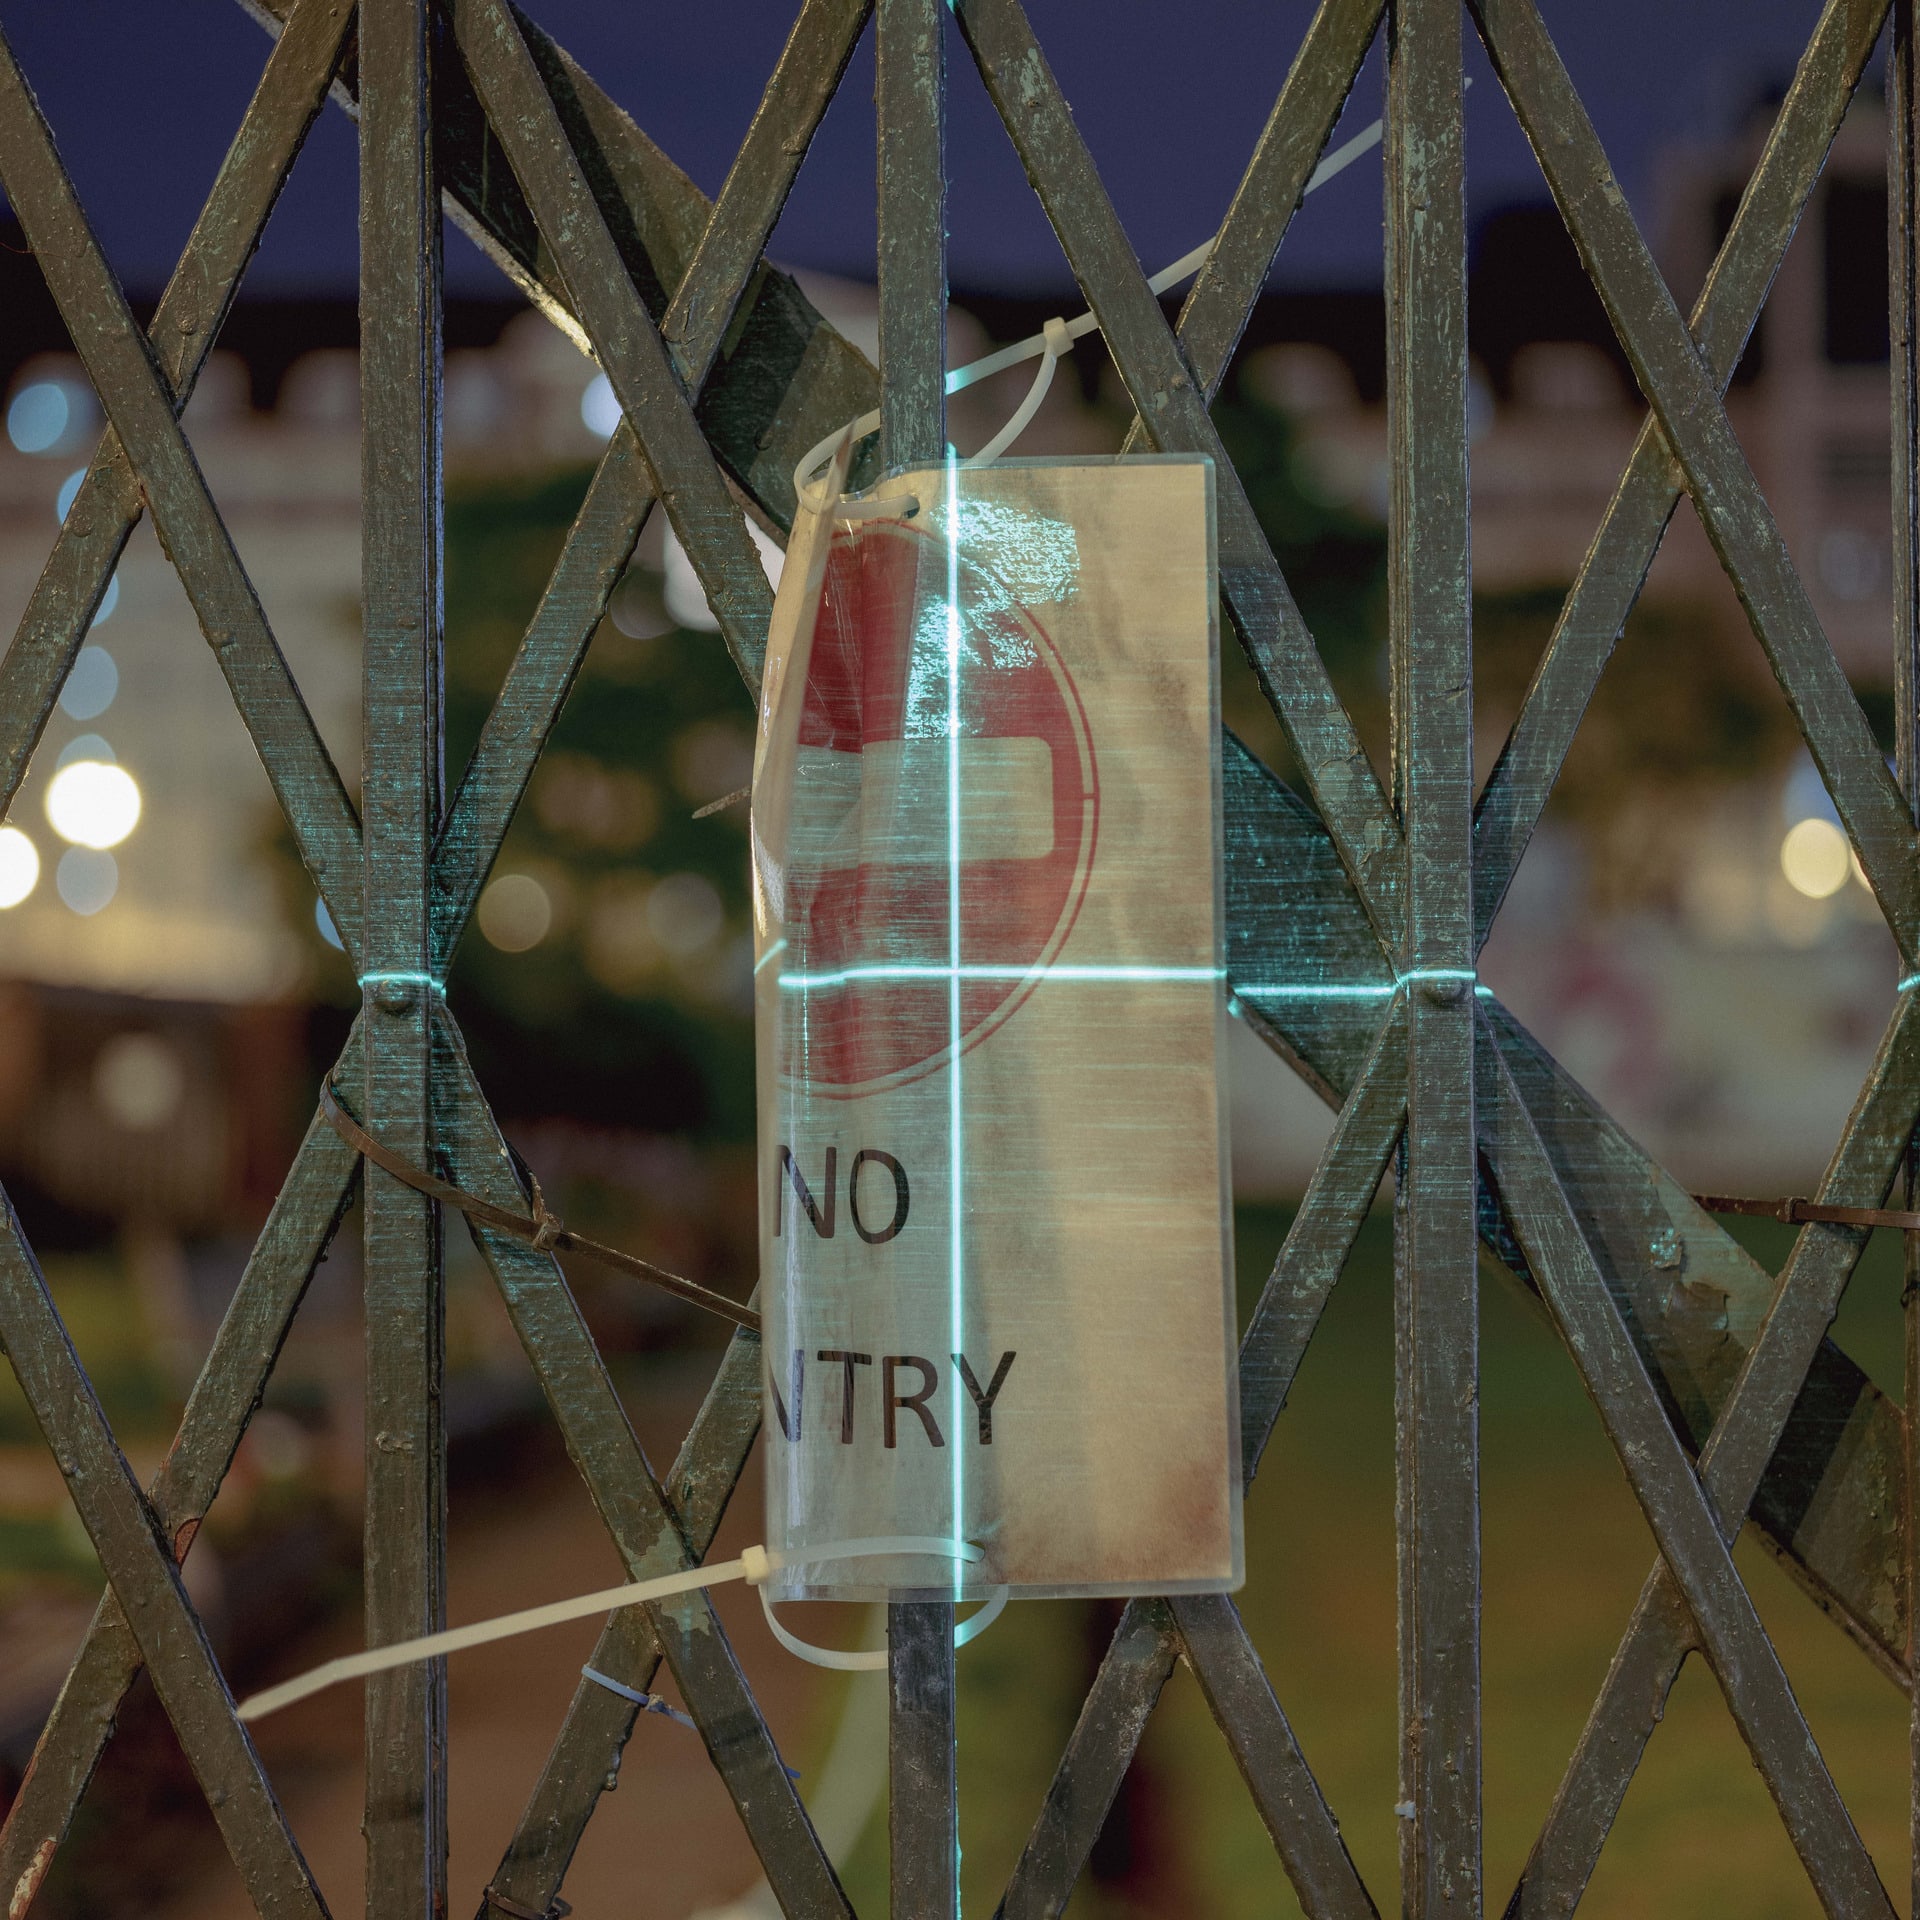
[{"x1": 945, "y1": 447, "x2": 964, "y2": 1602}]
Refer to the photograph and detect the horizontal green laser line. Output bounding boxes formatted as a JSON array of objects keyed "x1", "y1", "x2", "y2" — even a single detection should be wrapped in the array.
[{"x1": 778, "y1": 963, "x2": 1224, "y2": 989}]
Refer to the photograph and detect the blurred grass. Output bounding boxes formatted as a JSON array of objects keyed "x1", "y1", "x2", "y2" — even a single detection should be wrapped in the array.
[
  {"x1": 834, "y1": 1204, "x2": 1917, "y2": 1918},
  {"x1": 5, "y1": 1200, "x2": 1914, "y2": 1914},
  {"x1": 0, "y1": 1255, "x2": 181, "y2": 1600},
  {"x1": 0, "y1": 1255, "x2": 182, "y2": 1449}
]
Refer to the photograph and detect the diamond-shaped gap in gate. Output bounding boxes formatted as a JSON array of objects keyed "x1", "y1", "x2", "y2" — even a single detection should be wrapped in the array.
[{"x1": 1474, "y1": 537, "x2": 1900, "y2": 1207}]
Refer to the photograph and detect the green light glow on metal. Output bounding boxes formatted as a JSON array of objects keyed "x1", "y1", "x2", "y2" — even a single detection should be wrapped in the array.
[{"x1": 358, "y1": 969, "x2": 445, "y2": 995}]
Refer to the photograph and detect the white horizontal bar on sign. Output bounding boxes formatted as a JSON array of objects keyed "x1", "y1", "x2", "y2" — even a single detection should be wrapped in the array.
[{"x1": 786, "y1": 738, "x2": 1054, "y2": 870}]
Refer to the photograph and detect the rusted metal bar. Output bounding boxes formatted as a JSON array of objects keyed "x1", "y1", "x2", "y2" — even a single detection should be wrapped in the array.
[
  {"x1": 997, "y1": 1004, "x2": 1406, "y2": 1917},
  {"x1": 1472, "y1": 0, "x2": 1920, "y2": 963},
  {"x1": 949, "y1": 0, "x2": 1405, "y2": 954},
  {"x1": 875, "y1": 0, "x2": 947, "y2": 471},
  {"x1": 357, "y1": 3, "x2": 448, "y2": 1912},
  {"x1": 1161, "y1": 1012, "x2": 1408, "y2": 1920},
  {"x1": 1890, "y1": 7, "x2": 1920, "y2": 1911},
  {"x1": 449, "y1": 0, "x2": 777, "y2": 686},
  {"x1": 1230, "y1": 735, "x2": 1910, "y2": 1685},
  {"x1": 1470, "y1": 0, "x2": 1888, "y2": 952},
  {"x1": 871, "y1": 0, "x2": 958, "y2": 1908},
  {"x1": 429, "y1": 434, "x2": 649, "y2": 967},
  {"x1": 439, "y1": 0, "x2": 879, "y2": 527},
  {"x1": 427, "y1": 1029, "x2": 848, "y2": 1919},
  {"x1": 0, "y1": 1211, "x2": 330, "y2": 1919},
  {"x1": 1487, "y1": 1035, "x2": 1895, "y2": 1917},
  {"x1": 0, "y1": 1052, "x2": 362, "y2": 1910},
  {"x1": 1239, "y1": 1003, "x2": 1407, "y2": 1480},
  {"x1": 993, "y1": 1601, "x2": 1180, "y2": 1920},
  {"x1": 0, "y1": 0, "x2": 357, "y2": 938},
  {"x1": 0, "y1": 12, "x2": 364, "y2": 954},
  {"x1": 1501, "y1": 989, "x2": 1920, "y2": 1917},
  {"x1": 1384, "y1": 2, "x2": 1479, "y2": 1911},
  {"x1": 232, "y1": 0, "x2": 864, "y2": 531},
  {"x1": 475, "y1": 1325, "x2": 764, "y2": 1920},
  {"x1": 887, "y1": 1603, "x2": 958, "y2": 1917},
  {"x1": 1121, "y1": 0, "x2": 1385, "y2": 428},
  {"x1": 433, "y1": 0, "x2": 871, "y2": 963},
  {"x1": 1174, "y1": 1594, "x2": 1379, "y2": 1920},
  {"x1": 661, "y1": 0, "x2": 872, "y2": 376}
]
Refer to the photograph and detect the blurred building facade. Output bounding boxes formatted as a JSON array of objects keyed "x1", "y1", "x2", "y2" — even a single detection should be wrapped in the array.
[
  {"x1": 1231, "y1": 94, "x2": 1906, "y2": 1196},
  {"x1": 0, "y1": 100, "x2": 1906, "y2": 1221}
]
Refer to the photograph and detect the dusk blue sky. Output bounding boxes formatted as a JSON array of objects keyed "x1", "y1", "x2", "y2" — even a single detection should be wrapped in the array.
[{"x1": 2, "y1": 0, "x2": 1857, "y2": 299}]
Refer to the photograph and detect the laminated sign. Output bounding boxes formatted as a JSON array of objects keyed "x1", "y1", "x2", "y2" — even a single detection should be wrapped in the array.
[{"x1": 752, "y1": 452, "x2": 1239, "y2": 1599}]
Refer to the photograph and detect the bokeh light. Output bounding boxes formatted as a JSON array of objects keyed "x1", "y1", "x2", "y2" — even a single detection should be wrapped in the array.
[
  {"x1": 0, "y1": 828, "x2": 41, "y2": 908},
  {"x1": 93, "y1": 1032, "x2": 185, "y2": 1130},
  {"x1": 55, "y1": 468, "x2": 87, "y2": 522},
  {"x1": 56, "y1": 732, "x2": 114, "y2": 769},
  {"x1": 478, "y1": 872, "x2": 553, "y2": 952},
  {"x1": 1780, "y1": 816, "x2": 1850, "y2": 899},
  {"x1": 7, "y1": 382, "x2": 72, "y2": 454},
  {"x1": 58, "y1": 646, "x2": 119, "y2": 722},
  {"x1": 315, "y1": 895, "x2": 344, "y2": 950},
  {"x1": 56, "y1": 846, "x2": 116, "y2": 915},
  {"x1": 46, "y1": 759, "x2": 141, "y2": 849},
  {"x1": 648, "y1": 871, "x2": 723, "y2": 954},
  {"x1": 580, "y1": 373, "x2": 621, "y2": 438}
]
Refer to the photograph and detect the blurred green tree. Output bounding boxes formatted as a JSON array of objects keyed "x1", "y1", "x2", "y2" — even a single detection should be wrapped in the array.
[
  {"x1": 1209, "y1": 367, "x2": 1390, "y2": 781},
  {"x1": 299, "y1": 464, "x2": 759, "y2": 1143}
]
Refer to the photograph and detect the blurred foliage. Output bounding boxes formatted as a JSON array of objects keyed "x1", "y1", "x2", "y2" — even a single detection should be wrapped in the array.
[
  {"x1": 1213, "y1": 377, "x2": 1391, "y2": 683},
  {"x1": 297, "y1": 466, "x2": 760, "y2": 1140},
  {"x1": 1475, "y1": 586, "x2": 1802, "y2": 913}
]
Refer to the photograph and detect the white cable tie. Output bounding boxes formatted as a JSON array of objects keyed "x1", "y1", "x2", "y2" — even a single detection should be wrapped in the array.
[
  {"x1": 964, "y1": 317, "x2": 1066, "y2": 469},
  {"x1": 236, "y1": 1536, "x2": 989, "y2": 1721}
]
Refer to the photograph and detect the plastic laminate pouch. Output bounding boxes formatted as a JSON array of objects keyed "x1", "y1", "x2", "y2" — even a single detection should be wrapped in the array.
[{"x1": 751, "y1": 440, "x2": 1241, "y2": 1603}]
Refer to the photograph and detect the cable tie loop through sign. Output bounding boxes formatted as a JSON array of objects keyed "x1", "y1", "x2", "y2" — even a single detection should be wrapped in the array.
[{"x1": 757, "y1": 1580, "x2": 1009, "y2": 1674}]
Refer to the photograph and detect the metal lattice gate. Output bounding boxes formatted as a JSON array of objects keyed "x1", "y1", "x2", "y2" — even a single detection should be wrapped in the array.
[{"x1": 0, "y1": 0, "x2": 1913, "y2": 1913}]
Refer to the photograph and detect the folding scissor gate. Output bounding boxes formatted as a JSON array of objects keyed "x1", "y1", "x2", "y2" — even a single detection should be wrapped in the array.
[{"x1": 0, "y1": 0, "x2": 1915, "y2": 1914}]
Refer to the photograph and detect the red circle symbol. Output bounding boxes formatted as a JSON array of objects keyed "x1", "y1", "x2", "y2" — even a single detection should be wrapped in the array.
[{"x1": 781, "y1": 515, "x2": 1098, "y2": 1098}]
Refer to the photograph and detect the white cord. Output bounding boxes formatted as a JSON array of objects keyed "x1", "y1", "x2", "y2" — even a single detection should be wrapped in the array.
[
  {"x1": 790, "y1": 108, "x2": 1386, "y2": 502},
  {"x1": 236, "y1": 1535, "x2": 992, "y2": 1720}
]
